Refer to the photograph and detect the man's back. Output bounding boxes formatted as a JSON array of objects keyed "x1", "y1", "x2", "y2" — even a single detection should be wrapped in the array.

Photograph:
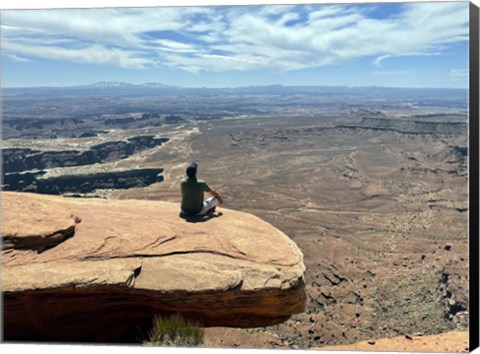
[{"x1": 180, "y1": 177, "x2": 212, "y2": 215}]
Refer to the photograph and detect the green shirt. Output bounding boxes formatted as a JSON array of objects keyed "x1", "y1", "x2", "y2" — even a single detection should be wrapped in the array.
[{"x1": 180, "y1": 177, "x2": 212, "y2": 214}]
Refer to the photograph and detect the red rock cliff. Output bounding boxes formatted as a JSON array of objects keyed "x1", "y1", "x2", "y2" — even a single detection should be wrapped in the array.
[{"x1": 1, "y1": 192, "x2": 306, "y2": 343}]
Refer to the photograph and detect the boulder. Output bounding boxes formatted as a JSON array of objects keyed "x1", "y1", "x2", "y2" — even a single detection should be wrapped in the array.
[{"x1": 1, "y1": 192, "x2": 306, "y2": 343}]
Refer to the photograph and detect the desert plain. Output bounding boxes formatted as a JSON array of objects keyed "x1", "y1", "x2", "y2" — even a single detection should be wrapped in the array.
[{"x1": 1, "y1": 84, "x2": 470, "y2": 351}]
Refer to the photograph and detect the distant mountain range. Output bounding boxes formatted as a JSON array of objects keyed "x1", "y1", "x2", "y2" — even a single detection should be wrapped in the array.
[
  {"x1": 86, "y1": 81, "x2": 176, "y2": 89},
  {"x1": 3, "y1": 82, "x2": 468, "y2": 104},
  {"x1": 76, "y1": 81, "x2": 467, "y2": 93}
]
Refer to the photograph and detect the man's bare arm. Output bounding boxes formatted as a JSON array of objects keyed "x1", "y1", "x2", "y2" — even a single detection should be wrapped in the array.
[{"x1": 210, "y1": 190, "x2": 223, "y2": 204}]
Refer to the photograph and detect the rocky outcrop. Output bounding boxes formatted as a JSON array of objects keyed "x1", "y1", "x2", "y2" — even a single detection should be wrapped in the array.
[
  {"x1": 1, "y1": 192, "x2": 306, "y2": 343},
  {"x1": 1, "y1": 135, "x2": 168, "y2": 195},
  {"x1": 1, "y1": 135, "x2": 169, "y2": 173},
  {"x1": 2, "y1": 192, "x2": 78, "y2": 251},
  {"x1": 338, "y1": 117, "x2": 467, "y2": 135}
]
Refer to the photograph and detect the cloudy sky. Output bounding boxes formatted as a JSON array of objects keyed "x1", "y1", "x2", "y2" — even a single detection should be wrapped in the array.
[{"x1": 0, "y1": 0, "x2": 471, "y2": 88}]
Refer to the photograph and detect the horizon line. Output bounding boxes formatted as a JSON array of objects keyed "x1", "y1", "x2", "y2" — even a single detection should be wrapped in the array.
[{"x1": 1, "y1": 82, "x2": 469, "y2": 91}]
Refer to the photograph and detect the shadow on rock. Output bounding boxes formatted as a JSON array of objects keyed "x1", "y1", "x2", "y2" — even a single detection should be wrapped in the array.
[{"x1": 179, "y1": 211, "x2": 224, "y2": 223}]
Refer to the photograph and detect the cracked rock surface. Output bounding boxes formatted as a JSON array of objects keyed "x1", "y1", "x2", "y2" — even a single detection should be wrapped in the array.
[{"x1": 1, "y1": 191, "x2": 306, "y2": 343}]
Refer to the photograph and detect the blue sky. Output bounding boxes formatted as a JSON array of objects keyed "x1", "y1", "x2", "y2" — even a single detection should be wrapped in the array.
[{"x1": 0, "y1": 1, "x2": 471, "y2": 88}]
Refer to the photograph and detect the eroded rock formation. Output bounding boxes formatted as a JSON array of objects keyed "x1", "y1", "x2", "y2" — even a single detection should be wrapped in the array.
[
  {"x1": 2, "y1": 135, "x2": 169, "y2": 173},
  {"x1": 340, "y1": 117, "x2": 467, "y2": 135},
  {"x1": 1, "y1": 135, "x2": 168, "y2": 195},
  {"x1": 1, "y1": 192, "x2": 306, "y2": 343},
  {"x1": 2, "y1": 168, "x2": 164, "y2": 194}
]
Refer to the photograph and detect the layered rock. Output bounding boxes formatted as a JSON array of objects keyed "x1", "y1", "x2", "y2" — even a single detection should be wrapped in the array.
[
  {"x1": 1, "y1": 135, "x2": 168, "y2": 195},
  {"x1": 339, "y1": 117, "x2": 467, "y2": 135},
  {"x1": 1, "y1": 136, "x2": 169, "y2": 173},
  {"x1": 2, "y1": 168, "x2": 164, "y2": 195},
  {"x1": 1, "y1": 192, "x2": 306, "y2": 343}
]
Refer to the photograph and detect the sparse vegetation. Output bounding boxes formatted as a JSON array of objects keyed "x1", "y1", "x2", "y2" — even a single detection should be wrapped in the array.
[{"x1": 144, "y1": 313, "x2": 204, "y2": 347}]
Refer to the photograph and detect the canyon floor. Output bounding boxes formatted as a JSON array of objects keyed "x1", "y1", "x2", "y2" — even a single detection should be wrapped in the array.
[{"x1": 108, "y1": 113, "x2": 469, "y2": 351}]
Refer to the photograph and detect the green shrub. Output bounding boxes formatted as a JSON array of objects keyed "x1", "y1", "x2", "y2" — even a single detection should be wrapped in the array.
[{"x1": 144, "y1": 313, "x2": 204, "y2": 347}]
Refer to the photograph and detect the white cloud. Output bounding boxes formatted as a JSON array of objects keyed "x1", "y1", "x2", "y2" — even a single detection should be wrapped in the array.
[
  {"x1": 2, "y1": 40, "x2": 153, "y2": 68},
  {"x1": 4, "y1": 53, "x2": 32, "y2": 62},
  {"x1": 258, "y1": 5, "x2": 296, "y2": 17},
  {"x1": 0, "y1": 2, "x2": 469, "y2": 73},
  {"x1": 149, "y1": 39, "x2": 199, "y2": 53},
  {"x1": 307, "y1": 5, "x2": 351, "y2": 21}
]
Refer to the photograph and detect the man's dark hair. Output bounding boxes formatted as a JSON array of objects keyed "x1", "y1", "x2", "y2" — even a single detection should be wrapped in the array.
[{"x1": 186, "y1": 162, "x2": 198, "y2": 178}]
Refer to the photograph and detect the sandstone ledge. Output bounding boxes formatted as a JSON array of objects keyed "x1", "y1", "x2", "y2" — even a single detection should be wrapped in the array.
[
  {"x1": 318, "y1": 331, "x2": 469, "y2": 353},
  {"x1": 1, "y1": 192, "x2": 306, "y2": 343}
]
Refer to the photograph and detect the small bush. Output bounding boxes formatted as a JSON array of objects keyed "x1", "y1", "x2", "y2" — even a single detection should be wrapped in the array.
[{"x1": 144, "y1": 313, "x2": 204, "y2": 347}]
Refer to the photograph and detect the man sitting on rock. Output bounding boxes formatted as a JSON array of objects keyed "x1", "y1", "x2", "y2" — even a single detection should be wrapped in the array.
[{"x1": 180, "y1": 162, "x2": 223, "y2": 216}]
